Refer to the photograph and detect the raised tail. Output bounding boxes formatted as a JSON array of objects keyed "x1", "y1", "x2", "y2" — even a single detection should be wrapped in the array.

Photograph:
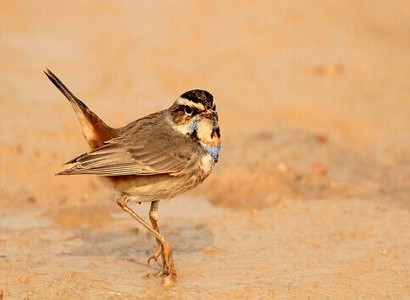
[{"x1": 44, "y1": 69, "x2": 116, "y2": 149}]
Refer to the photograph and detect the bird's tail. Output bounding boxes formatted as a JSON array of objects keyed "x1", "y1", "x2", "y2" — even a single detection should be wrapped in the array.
[{"x1": 44, "y1": 69, "x2": 115, "y2": 149}]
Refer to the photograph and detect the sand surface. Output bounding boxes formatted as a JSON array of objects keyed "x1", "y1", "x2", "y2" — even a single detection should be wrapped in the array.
[{"x1": 1, "y1": 1, "x2": 410, "y2": 298}]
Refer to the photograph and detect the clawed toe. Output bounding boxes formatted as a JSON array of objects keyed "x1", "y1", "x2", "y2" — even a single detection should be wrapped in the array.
[
  {"x1": 147, "y1": 247, "x2": 162, "y2": 266},
  {"x1": 143, "y1": 269, "x2": 176, "y2": 285},
  {"x1": 143, "y1": 269, "x2": 163, "y2": 279},
  {"x1": 147, "y1": 246, "x2": 171, "y2": 276},
  {"x1": 145, "y1": 241, "x2": 176, "y2": 283}
]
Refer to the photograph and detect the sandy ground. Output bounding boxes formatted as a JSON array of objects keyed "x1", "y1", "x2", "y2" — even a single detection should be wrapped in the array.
[{"x1": 1, "y1": 1, "x2": 410, "y2": 298}]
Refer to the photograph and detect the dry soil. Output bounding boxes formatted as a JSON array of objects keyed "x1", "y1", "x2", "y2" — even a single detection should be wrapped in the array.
[{"x1": 1, "y1": 1, "x2": 410, "y2": 299}]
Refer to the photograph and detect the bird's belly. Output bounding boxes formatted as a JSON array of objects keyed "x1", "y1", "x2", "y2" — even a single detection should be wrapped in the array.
[{"x1": 101, "y1": 173, "x2": 200, "y2": 202}]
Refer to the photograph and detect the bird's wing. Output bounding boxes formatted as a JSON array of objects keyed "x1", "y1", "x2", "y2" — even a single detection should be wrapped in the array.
[{"x1": 58, "y1": 120, "x2": 194, "y2": 177}]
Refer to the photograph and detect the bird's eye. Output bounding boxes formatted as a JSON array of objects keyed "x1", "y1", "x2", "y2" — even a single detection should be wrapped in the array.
[{"x1": 184, "y1": 106, "x2": 193, "y2": 116}]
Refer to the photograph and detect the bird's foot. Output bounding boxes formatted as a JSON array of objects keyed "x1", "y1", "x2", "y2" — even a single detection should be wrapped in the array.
[
  {"x1": 143, "y1": 269, "x2": 163, "y2": 279},
  {"x1": 161, "y1": 240, "x2": 177, "y2": 283},
  {"x1": 147, "y1": 246, "x2": 162, "y2": 266},
  {"x1": 147, "y1": 246, "x2": 170, "y2": 276},
  {"x1": 144, "y1": 240, "x2": 177, "y2": 284},
  {"x1": 143, "y1": 271, "x2": 176, "y2": 286}
]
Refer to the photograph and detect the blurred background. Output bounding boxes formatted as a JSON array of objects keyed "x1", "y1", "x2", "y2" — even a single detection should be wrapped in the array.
[{"x1": 1, "y1": 1, "x2": 409, "y2": 298}]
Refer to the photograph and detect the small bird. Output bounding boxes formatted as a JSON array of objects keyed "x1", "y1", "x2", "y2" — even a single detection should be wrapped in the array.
[{"x1": 45, "y1": 69, "x2": 221, "y2": 282}]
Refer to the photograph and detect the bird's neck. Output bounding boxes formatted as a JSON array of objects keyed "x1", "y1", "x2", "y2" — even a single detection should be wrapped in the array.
[{"x1": 196, "y1": 119, "x2": 221, "y2": 159}]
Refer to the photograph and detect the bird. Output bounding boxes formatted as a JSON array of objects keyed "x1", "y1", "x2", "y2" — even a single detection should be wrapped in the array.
[{"x1": 44, "y1": 69, "x2": 221, "y2": 282}]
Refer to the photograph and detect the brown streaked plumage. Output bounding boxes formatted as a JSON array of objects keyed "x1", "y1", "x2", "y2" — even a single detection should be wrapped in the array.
[{"x1": 45, "y1": 69, "x2": 221, "y2": 283}]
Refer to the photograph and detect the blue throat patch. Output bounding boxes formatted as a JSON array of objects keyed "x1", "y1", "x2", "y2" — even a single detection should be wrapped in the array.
[{"x1": 200, "y1": 142, "x2": 221, "y2": 160}]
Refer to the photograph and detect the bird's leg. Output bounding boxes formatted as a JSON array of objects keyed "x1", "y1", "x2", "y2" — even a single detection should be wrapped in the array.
[
  {"x1": 117, "y1": 195, "x2": 176, "y2": 281},
  {"x1": 147, "y1": 201, "x2": 165, "y2": 267}
]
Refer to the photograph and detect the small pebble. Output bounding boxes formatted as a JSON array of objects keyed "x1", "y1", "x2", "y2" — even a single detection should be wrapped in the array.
[
  {"x1": 27, "y1": 196, "x2": 37, "y2": 203},
  {"x1": 310, "y1": 164, "x2": 328, "y2": 176}
]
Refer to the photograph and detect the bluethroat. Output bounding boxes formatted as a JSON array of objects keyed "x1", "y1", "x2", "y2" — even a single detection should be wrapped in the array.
[{"x1": 45, "y1": 69, "x2": 221, "y2": 282}]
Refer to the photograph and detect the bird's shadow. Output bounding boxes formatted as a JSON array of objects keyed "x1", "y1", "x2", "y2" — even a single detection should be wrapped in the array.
[{"x1": 63, "y1": 220, "x2": 214, "y2": 257}]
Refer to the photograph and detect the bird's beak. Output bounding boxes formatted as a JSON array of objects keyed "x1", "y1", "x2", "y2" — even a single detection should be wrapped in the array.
[{"x1": 201, "y1": 110, "x2": 218, "y2": 121}]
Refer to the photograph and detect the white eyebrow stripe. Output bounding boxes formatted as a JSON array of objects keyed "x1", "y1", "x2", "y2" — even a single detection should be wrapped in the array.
[{"x1": 177, "y1": 97, "x2": 205, "y2": 110}]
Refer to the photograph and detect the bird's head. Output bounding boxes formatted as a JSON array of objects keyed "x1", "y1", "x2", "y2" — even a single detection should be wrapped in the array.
[{"x1": 169, "y1": 89, "x2": 221, "y2": 158}]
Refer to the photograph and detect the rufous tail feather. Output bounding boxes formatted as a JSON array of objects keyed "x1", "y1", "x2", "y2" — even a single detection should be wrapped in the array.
[{"x1": 44, "y1": 69, "x2": 115, "y2": 149}]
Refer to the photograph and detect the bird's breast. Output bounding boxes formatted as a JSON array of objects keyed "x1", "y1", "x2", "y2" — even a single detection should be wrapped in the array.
[{"x1": 199, "y1": 151, "x2": 218, "y2": 179}]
